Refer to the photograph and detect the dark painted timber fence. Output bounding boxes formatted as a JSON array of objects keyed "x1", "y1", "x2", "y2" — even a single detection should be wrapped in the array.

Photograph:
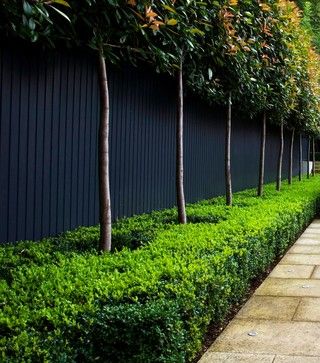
[{"x1": 0, "y1": 46, "x2": 308, "y2": 244}]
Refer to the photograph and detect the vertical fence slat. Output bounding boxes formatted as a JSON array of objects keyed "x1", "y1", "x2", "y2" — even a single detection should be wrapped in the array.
[
  {"x1": 0, "y1": 50, "x2": 11, "y2": 241},
  {"x1": 7, "y1": 52, "x2": 21, "y2": 241},
  {"x1": 56, "y1": 54, "x2": 67, "y2": 233}
]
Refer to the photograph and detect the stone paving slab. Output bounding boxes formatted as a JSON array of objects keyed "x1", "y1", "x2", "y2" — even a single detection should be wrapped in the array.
[
  {"x1": 300, "y1": 234, "x2": 320, "y2": 239},
  {"x1": 200, "y1": 355, "x2": 320, "y2": 363},
  {"x1": 293, "y1": 298, "x2": 320, "y2": 322},
  {"x1": 199, "y1": 352, "x2": 275, "y2": 362},
  {"x1": 236, "y1": 296, "x2": 299, "y2": 321},
  {"x1": 274, "y1": 355, "x2": 320, "y2": 362},
  {"x1": 303, "y1": 223, "x2": 320, "y2": 228},
  {"x1": 210, "y1": 320, "x2": 320, "y2": 356},
  {"x1": 280, "y1": 253, "x2": 320, "y2": 265},
  {"x1": 288, "y1": 245, "x2": 320, "y2": 254},
  {"x1": 301, "y1": 228, "x2": 320, "y2": 237},
  {"x1": 255, "y1": 278, "x2": 320, "y2": 297},
  {"x1": 305, "y1": 223, "x2": 320, "y2": 228},
  {"x1": 295, "y1": 238, "x2": 320, "y2": 246},
  {"x1": 269, "y1": 264, "x2": 314, "y2": 278},
  {"x1": 303, "y1": 225, "x2": 320, "y2": 229}
]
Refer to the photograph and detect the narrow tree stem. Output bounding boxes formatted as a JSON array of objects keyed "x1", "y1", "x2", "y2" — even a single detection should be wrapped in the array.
[
  {"x1": 307, "y1": 137, "x2": 311, "y2": 179},
  {"x1": 225, "y1": 91, "x2": 232, "y2": 206},
  {"x1": 276, "y1": 123, "x2": 284, "y2": 191},
  {"x1": 288, "y1": 128, "x2": 295, "y2": 185},
  {"x1": 258, "y1": 112, "x2": 266, "y2": 196},
  {"x1": 299, "y1": 134, "x2": 302, "y2": 181},
  {"x1": 98, "y1": 50, "x2": 112, "y2": 252},
  {"x1": 176, "y1": 55, "x2": 187, "y2": 224},
  {"x1": 312, "y1": 137, "x2": 316, "y2": 176}
]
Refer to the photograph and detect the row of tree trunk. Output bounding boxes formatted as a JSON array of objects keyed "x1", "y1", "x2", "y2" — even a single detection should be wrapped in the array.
[
  {"x1": 97, "y1": 54, "x2": 190, "y2": 251},
  {"x1": 259, "y1": 118, "x2": 316, "y2": 198},
  {"x1": 97, "y1": 54, "x2": 317, "y2": 251},
  {"x1": 222, "y1": 100, "x2": 318, "y2": 204},
  {"x1": 225, "y1": 104, "x2": 317, "y2": 206}
]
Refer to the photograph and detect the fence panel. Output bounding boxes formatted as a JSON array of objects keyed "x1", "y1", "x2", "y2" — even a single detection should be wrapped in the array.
[{"x1": 0, "y1": 46, "x2": 306, "y2": 243}]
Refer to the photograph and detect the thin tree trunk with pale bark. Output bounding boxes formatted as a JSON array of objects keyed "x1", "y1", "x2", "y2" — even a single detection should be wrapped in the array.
[
  {"x1": 307, "y1": 137, "x2": 310, "y2": 179},
  {"x1": 276, "y1": 123, "x2": 284, "y2": 191},
  {"x1": 176, "y1": 56, "x2": 187, "y2": 224},
  {"x1": 225, "y1": 91, "x2": 232, "y2": 206},
  {"x1": 288, "y1": 128, "x2": 295, "y2": 185},
  {"x1": 98, "y1": 51, "x2": 112, "y2": 252},
  {"x1": 299, "y1": 134, "x2": 302, "y2": 181},
  {"x1": 312, "y1": 137, "x2": 316, "y2": 176},
  {"x1": 258, "y1": 112, "x2": 266, "y2": 196}
]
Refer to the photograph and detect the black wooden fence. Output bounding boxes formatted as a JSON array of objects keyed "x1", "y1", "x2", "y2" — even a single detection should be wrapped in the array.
[{"x1": 0, "y1": 46, "x2": 307, "y2": 243}]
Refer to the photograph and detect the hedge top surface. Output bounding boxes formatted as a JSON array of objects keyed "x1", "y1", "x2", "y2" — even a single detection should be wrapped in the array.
[
  {"x1": 1, "y1": 177, "x2": 319, "y2": 310},
  {"x1": 1, "y1": 177, "x2": 320, "y2": 361}
]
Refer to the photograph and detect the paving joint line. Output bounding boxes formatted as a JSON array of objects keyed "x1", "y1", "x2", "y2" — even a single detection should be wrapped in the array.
[
  {"x1": 291, "y1": 297, "x2": 302, "y2": 321},
  {"x1": 310, "y1": 265, "x2": 319, "y2": 278}
]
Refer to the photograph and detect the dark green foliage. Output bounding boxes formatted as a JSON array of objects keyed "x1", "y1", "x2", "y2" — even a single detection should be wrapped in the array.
[
  {"x1": 0, "y1": 0, "x2": 72, "y2": 45},
  {"x1": 1, "y1": 177, "x2": 320, "y2": 362},
  {"x1": 74, "y1": 300, "x2": 187, "y2": 363}
]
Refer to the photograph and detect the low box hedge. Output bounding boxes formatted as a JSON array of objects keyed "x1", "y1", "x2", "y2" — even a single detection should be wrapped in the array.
[{"x1": 1, "y1": 177, "x2": 320, "y2": 362}]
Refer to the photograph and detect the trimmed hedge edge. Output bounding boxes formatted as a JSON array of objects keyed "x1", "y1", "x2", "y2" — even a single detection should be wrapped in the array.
[{"x1": 1, "y1": 176, "x2": 320, "y2": 362}]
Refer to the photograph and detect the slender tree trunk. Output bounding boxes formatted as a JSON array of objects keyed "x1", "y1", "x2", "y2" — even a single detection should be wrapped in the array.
[
  {"x1": 299, "y1": 134, "x2": 302, "y2": 181},
  {"x1": 98, "y1": 50, "x2": 112, "y2": 252},
  {"x1": 288, "y1": 128, "x2": 295, "y2": 185},
  {"x1": 312, "y1": 137, "x2": 316, "y2": 176},
  {"x1": 307, "y1": 137, "x2": 310, "y2": 179},
  {"x1": 225, "y1": 91, "x2": 232, "y2": 206},
  {"x1": 176, "y1": 56, "x2": 187, "y2": 224},
  {"x1": 258, "y1": 111, "x2": 266, "y2": 196},
  {"x1": 276, "y1": 122, "x2": 284, "y2": 191}
]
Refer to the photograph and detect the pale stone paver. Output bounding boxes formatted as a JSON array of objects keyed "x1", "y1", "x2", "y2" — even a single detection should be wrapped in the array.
[
  {"x1": 302, "y1": 228, "x2": 320, "y2": 236},
  {"x1": 301, "y1": 233, "x2": 320, "y2": 239},
  {"x1": 280, "y1": 254, "x2": 320, "y2": 265},
  {"x1": 288, "y1": 245, "x2": 320, "y2": 254},
  {"x1": 295, "y1": 238, "x2": 320, "y2": 246},
  {"x1": 198, "y1": 220, "x2": 320, "y2": 363},
  {"x1": 206, "y1": 320, "x2": 320, "y2": 356},
  {"x1": 199, "y1": 352, "x2": 275, "y2": 362},
  {"x1": 303, "y1": 223, "x2": 320, "y2": 233},
  {"x1": 293, "y1": 298, "x2": 320, "y2": 322},
  {"x1": 269, "y1": 264, "x2": 314, "y2": 278},
  {"x1": 255, "y1": 278, "x2": 320, "y2": 297},
  {"x1": 305, "y1": 224, "x2": 320, "y2": 229},
  {"x1": 274, "y1": 356, "x2": 320, "y2": 362},
  {"x1": 236, "y1": 296, "x2": 299, "y2": 320}
]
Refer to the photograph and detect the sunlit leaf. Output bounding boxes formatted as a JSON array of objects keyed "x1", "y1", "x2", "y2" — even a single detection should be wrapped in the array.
[
  {"x1": 166, "y1": 18, "x2": 178, "y2": 26},
  {"x1": 51, "y1": 0, "x2": 71, "y2": 8},
  {"x1": 47, "y1": 4, "x2": 71, "y2": 22},
  {"x1": 162, "y1": 4, "x2": 177, "y2": 14}
]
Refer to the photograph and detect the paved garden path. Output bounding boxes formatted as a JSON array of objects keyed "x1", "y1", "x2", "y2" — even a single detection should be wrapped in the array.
[{"x1": 199, "y1": 219, "x2": 320, "y2": 363}]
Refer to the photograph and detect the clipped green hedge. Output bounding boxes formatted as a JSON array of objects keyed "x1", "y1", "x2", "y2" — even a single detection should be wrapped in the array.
[{"x1": 1, "y1": 177, "x2": 320, "y2": 362}]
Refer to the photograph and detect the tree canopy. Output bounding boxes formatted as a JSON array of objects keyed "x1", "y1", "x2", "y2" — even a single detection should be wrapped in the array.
[
  {"x1": 1, "y1": 0, "x2": 319, "y2": 136},
  {"x1": 296, "y1": 0, "x2": 320, "y2": 49}
]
